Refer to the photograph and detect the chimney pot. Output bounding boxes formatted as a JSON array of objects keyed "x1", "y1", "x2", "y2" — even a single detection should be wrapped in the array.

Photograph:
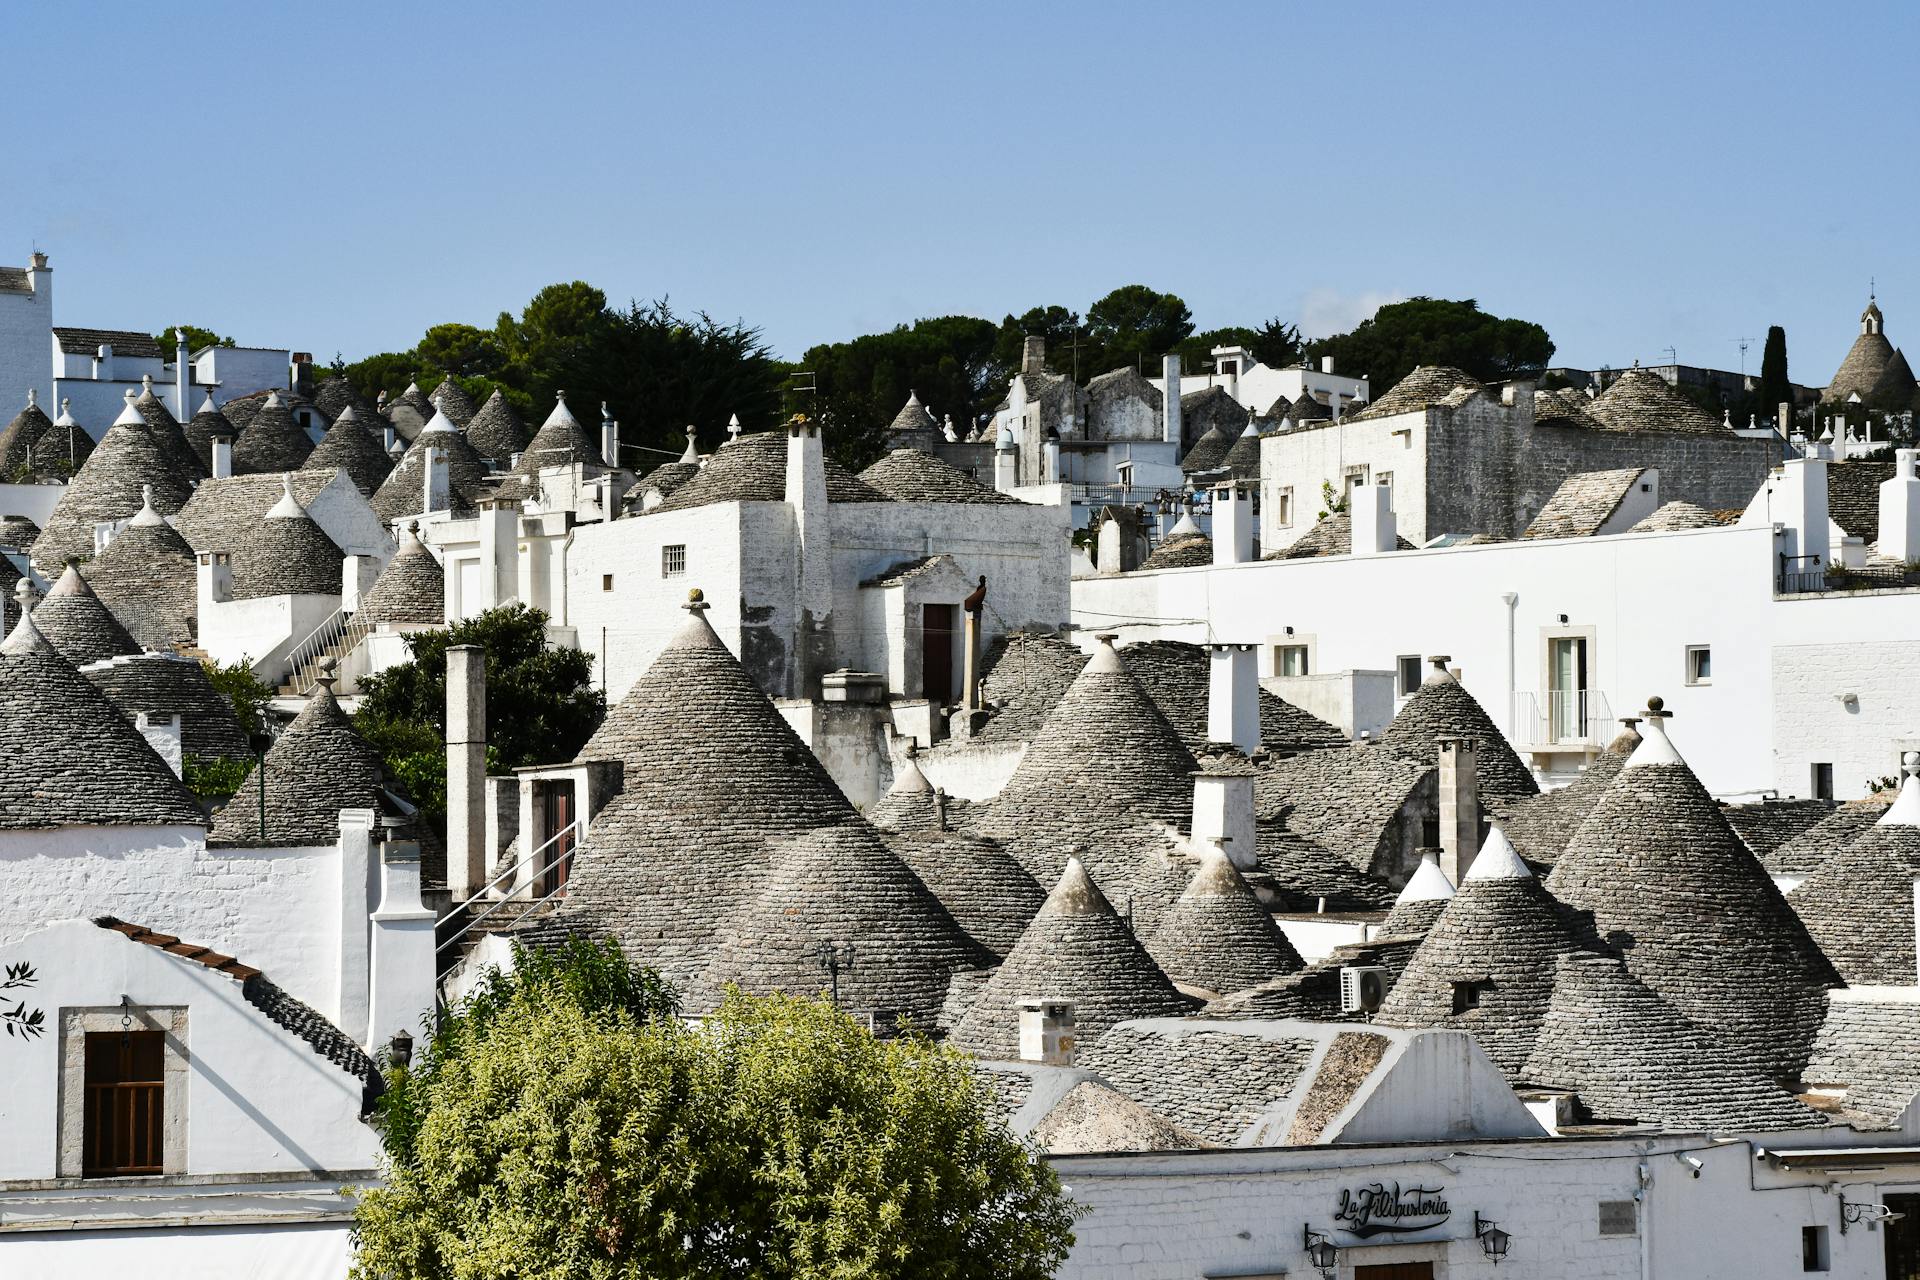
[{"x1": 1017, "y1": 997, "x2": 1076, "y2": 1066}]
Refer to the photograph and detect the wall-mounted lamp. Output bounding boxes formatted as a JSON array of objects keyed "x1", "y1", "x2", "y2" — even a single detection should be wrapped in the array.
[
  {"x1": 1475, "y1": 1212, "x2": 1512, "y2": 1264},
  {"x1": 1557, "y1": 613, "x2": 1569, "y2": 625},
  {"x1": 1302, "y1": 1226, "x2": 1338, "y2": 1278},
  {"x1": 1284, "y1": 626, "x2": 1295, "y2": 636},
  {"x1": 1840, "y1": 1193, "x2": 1906, "y2": 1234}
]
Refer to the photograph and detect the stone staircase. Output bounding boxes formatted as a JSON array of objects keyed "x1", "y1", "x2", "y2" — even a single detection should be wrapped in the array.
[
  {"x1": 277, "y1": 617, "x2": 373, "y2": 696},
  {"x1": 435, "y1": 894, "x2": 563, "y2": 978}
]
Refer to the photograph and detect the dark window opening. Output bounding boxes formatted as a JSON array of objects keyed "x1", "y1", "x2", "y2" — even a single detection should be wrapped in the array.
[
  {"x1": 84, "y1": 1030, "x2": 165, "y2": 1177},
  {"x1": 1451, "y1": 980, "x2": 1490, "y2": 1015},
  {"x1": 1812, "y1": 763, "x2": 1834, "y2": 801}
]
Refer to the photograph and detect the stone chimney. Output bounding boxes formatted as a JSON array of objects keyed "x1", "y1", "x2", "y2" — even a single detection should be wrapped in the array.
[
  {"x1": 1207, "y1": 643, "x2": 1260, "y2": 756},
  {"x1": 196, "y1": 550, "x2": 233, "y2": 607},
  {"x1": 1191, "y1": 753, "x2": 1257, "y2": 871},
  {"x1": 1879, "y1": 449, "x2": 1920, "y2": 562},
  {"x1": 334, "y1": 809, "x2": 376, "y2": 1044},
  {"x1": 1436, "y1": 733, "x2": 1481, "y2": 884},
  {"x1": 423, "y1": 445, "x2": 450, "y2": 513},
  {"x1": 210, "y1": 430, "x2": 233, "y2": 478},
  {"x1": 1212, "y1": 483, "x2": 1253, "y2": 565},
  {"x1": 1350, "y1": 482, "x2": 1396, "y2": 556},
  {"x1": 1162, "y1": 353, "x2": 1182, "y2": 446},
  {"x1": 600, "y1": 402, "x2": 620, "y2": 468},
  {"x1": 174, "y1": 326, "x2": 191, "y2": 421},
  {"x1": 1022, "y1": 335, "x2": 1046, "y2": 376},
  {"x1": 369, "y1": 836, "x2": 437, "y2": 1052},
  {"x1": 447, "y1": 644, "x2": 487, "y2": 901},
  {"x1": 1017, "y1": 997, "x2": 1075, "y2": 1066},
  {"x1": 134, "y1": 712, "x2": 183, "y2": 778}
]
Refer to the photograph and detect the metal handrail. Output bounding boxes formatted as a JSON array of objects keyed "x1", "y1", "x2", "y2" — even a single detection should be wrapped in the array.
[
  {"x1": 437, "y1": 819, "x2": 581, "y2": 956},
  {"x1": 283, "y1": 606, "x2": 352, "y2": 688}
]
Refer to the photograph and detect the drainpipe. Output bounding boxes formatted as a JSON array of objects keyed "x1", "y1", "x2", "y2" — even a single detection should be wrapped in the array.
[{"x1": 1501, "y1": 592, "x2": 1519, "y2": 738}]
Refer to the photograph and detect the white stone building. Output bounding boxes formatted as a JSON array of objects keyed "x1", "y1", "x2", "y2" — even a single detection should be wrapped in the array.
[{"x1": 0, "y1": 251, "x2": 53, "y2": 418}]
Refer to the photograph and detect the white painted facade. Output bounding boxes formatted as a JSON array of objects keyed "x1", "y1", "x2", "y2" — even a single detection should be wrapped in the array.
[
  {"x1": 0, "y1": 252, "x2": 52, "y2": 419},
  {"x1": 1148, "y1": 347, "x2": 1371, "y2": 417},
  {"x1": 192, "y1": 345, "x2": 292, "y2": 405}
]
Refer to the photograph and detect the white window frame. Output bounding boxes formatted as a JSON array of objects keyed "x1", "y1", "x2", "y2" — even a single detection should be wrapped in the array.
[
  {"x1": 661, "y1": 544, "x2": 687, "y2": 578},
  {"x1": 1685, "y1": 644, "x2": 1711, "y2": 686},
  {"x1": 1275, "y1": 486, "x2": 1294, "y2": 529},
  {"x1": 1276, "y1": 644, "x2": 1311, "y2": 677}
]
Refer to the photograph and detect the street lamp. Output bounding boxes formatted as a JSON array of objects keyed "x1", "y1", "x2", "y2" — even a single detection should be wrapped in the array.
[
  {"x1": 1302, "y1": 1226, "x2": 1338, "y2": 1279},
  {"x1": 1475, "y1": 1212, "x2": 1512, "y2": 1265},
  {"x1": 812, "y1": 941, "x2": 855, "y2": 1008}
]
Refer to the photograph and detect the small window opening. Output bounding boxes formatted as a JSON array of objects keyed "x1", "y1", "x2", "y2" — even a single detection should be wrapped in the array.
[{"x1": 662, "y1": 544, "x2": 686, "y2": 577}]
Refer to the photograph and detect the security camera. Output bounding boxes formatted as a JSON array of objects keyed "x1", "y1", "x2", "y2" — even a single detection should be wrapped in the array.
[{"x1": 1678, "y1": 1154, "x2": 1703, "y2": 1178}]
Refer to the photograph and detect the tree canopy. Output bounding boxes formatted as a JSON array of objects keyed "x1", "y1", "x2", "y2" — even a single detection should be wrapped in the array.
[
  {"x1": 793, "y1": 315, "x2": 1005, "y2": 470},
  {"x1": 1307, "y1": 297, "x2": 1555, "y2": 391},
  {"x1": 354, "y1": 942, "x2": 1079, "y2": 1280},
  {"x1": 1758, "y1": 325, "x2": 1791, "y2": 419},
  {"x1": 154, "y1": 324, "x2": 234, "y2": 353},
  {"x1": 353, "y1": 604, "x2": 604, "y2": 833}
]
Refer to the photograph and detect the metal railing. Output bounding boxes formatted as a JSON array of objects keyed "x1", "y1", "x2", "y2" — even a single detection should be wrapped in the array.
[
  {"x1": 437, "y1": 819, "x2": 581, "y2": 960},
  {"x1": 1512, "y1": 689, "x2": 1614, "y2": 747},
  {"x1": 282, "y1": 607, "x2": 362, "y2": 692},
  {"x1": 1779, "y1": 553, "x2": 1826, "y2": 594}
]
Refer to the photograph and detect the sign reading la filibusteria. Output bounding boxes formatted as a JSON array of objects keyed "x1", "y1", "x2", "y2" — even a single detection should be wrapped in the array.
[{"x1": 1333, "y1": 1182, "x2": 1452, "y2": 1238}]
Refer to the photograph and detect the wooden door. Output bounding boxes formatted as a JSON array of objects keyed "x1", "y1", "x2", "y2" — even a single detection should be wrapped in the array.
[
  {"x1": 922, "y1": 604, "x2": 956, "y2": 705},
  {"x1": 1886, "y1": 1194, "x2": 1920, "y2": 1280},
  {"x1": 84, "y1": 1030, "x2": 165, "y2": 1176},
  {"x1": 540, "y1": 781, "x2": 575, "y2": 896}
]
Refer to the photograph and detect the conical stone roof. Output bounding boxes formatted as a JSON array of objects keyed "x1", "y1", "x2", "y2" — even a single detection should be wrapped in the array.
[
  {"x1": 692, "y1": 823, "x2": 993, "y2": 1023},
  {"x1": 209, "y1": 677, "x2": 390, "y2": 846},
  {"x1": 1138, "y1": 531, "x2": 1212, "y2": 571},
  {"x1": 312, "y1": 374, "x2": 368, "y2": 422},
  {"x1": 1288, "y1": 390, "x2": 1332, "y2": 423},
  {"x1": 1179, "y1": 423, "x2": 1234, "y2": 474},
  {"x1": 0, "y1": 613, "x2": 204, "y2": 830},
  {"x1": 372, "y1": 409, "x2": 489, "y2": 521},
  {"x1": 949, "y1": 856, "x2": 1195, "y2": 1058},
  {"x1": 1788, "y1": 775, "x2": 1920, "y2": 985},
  {"x1": 463, "y1": 390, "x2": 530, "y2": 469},
  {"x1": 356, "y1": 524, "x2": 444, "y2": 626},
  {"x1": 33, "y1": 564, "x2": 141, "y2": 665},
  {"x1": 647, "y1": 429, "x2": 889, "y2": 513},
  {"x1": 510, "y1": 393, "x2": 603, "y2": 476},
  {"x1": 1145, "y1": 846, "x2": 1304, "y2": 995},
  {"x1": 1498, "y1": 720, "x2": 1641, "y2": 864},
  {"x1": 428, "y1": 377, "x2": 477, "y2": 428},
  {"x1": 0, "y1": 393, "x2": 52, "y2": 476},
  {"x1": 1522, "y1": 952, "x2": 1826, "y2": 1132},
  {"x1": 867, "y1": 752, "x2": 945, "y2": 832},
  {"x1": 551, "y1": 596, "x2": 860, "y2": 987},
  {"x1": 1628, "y1": 501, "x2": 1724, "y2": 533},
  {"x1": 1827, "y1": 297, "x2": 1901, "y2": 404},
  {"x1": 1378, "y1": 657, "x2": 1539, "y2": 803},
  {"x1": 882, "y1": 829, "x2": 1045, "y2": 959},
  {"x1": 858, "y1": 447, "x2": 1019, "y2": 504},
  {"x1": 1350, "y1": 366, "x2": 1482, "y2": 422},
  {"x1": 230, "y1": 391, "x2": 315, "y2": 475},
  {"x1": 1379, "y1": 850, "x2": 1455, "y2": 936},
  {"x1": 0, "y1": 514, "x2": 40, "y2": 548},
  {"x1": 384, "y1": 381, "x2": 435, "y2": 442},
  {"x1": 1764, "y1": 795, "x2": 1893, "y2": 875},
  {"x1": 181, "y1": 394, "x2": 233, "y2": 475},
  {"x1": 967, "y1": 636, "x2": 1197, "y2": 892},
  {"x1": 134, "y1": 385, "x2": 207, "y2": 480},
  {"x1": 229, "y1": 478, "x2": 344, "y2": 599},
  {"x1": 1222, "y1": 420, "x2": 1265, "y2": 481},
  {"x1": 302, "y1": 405, "x2": 394, "y2": 496},
  {"x1": 78, "y1": 492, "x2": 197, "y2": 651},
  {"x1": 31, "y1": 396, "x2": 193, "y2": 573},
  {"x1": 30, "y1": 399, "x2": 96, "y2": 477},
  {"x1": 82, "y1": 651, "x2": 252, "y2": 763},
  {"x1": 1546, "y1": 706, "x2": 1840, "y2": 1079},
  {"x1": 1587, "y1": 369, "x2": 1725, "y2": 435},
  {"x1": 1374, "y1": 827, "x2": 1580, "y2": 1074},
  {"x1": 883, "y1": 391, "x2": 942, "y2": 450}
]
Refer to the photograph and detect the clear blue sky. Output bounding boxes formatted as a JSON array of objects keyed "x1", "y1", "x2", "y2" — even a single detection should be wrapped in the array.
[{"x1": 9, "y1": 1, "x2": 1916, "y2": 385}]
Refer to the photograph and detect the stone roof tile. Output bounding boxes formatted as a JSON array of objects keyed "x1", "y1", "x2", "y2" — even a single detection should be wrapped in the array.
[
  {"x1": 858, "y1": 447, "x2": 1020, "y2": 504},
  {"x1": 32, "y1": 564, "x2": 141, "y2": 665},
  {"x1": 1378, "y1": 659, "x2": 1539, "y2": 803},
  {"x1": 1145, "y1": 847, "x2": 1304, "y2": 995},
  {"x1": 303, "y1": 405, "x2": 395, "y2": 496}
]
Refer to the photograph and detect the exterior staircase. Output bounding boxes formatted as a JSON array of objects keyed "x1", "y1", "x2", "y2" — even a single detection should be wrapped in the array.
[{"x1": 277, "y1": 611, "x2": 373, "y2": 696}]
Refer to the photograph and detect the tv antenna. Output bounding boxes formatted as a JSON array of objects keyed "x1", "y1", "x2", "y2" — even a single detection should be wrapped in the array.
[{"x1": 1734, "y1": 337, "x2": 1755, "y2": 377}]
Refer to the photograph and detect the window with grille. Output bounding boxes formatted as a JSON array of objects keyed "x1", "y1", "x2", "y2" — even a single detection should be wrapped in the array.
[
  {"x1": 661, "y1": 544, "x2": 686, "y2": 577},
  {"x1": 84, "y1": 1031, "x2": 165, "y2": 1177}
]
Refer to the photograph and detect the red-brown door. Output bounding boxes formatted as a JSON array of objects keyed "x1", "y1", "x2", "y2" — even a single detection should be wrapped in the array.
[
  {"x1": 922, "y1": 604, "x2": 956, "y2": 704},
  {"x1": 541, "y1": 781, "x2": 575, "y2": 896},
  {"x1": 84, "y1": 1030, "x2": 165, "y2": 1177}
]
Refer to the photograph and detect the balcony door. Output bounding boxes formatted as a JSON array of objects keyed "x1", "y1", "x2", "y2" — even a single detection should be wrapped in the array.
[{"x1": 1548, "y1": 635, "x2": 1589, "y2": 742}]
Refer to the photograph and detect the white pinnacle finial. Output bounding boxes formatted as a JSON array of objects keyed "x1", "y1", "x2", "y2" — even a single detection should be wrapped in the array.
[
  {"x1": 266, "y1": 474, "x2": 303, "y2": 519},
  {"x1": 24, "y1": 388, "x2": 34, "y2": 409},
  {"x1": 728, "y1": 413, "x2": 742, "y2": 438},
  {"x1": 679, "y1": 432, "x2": 698, "y2": 463},
  {"x1": 141, "y1": 373, "x2": 154, "y2": 394},
  {"x1": 56, "y1": 397, "x2": 73, "y2": 425}
]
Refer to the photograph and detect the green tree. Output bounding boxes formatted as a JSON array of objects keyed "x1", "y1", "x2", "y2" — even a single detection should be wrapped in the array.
[
  {"x1": 798, "y1": 315, "x2": 1004, "y2": 469},
  {"x1": 1173, "y1": 318, "x2": 1304, "y2": 375},
  {"x1": 1307, "y1": 297, "x2": 1554, "y2": 391},
  {"x1": 992, "y1": 305, "x2": 1085, "y2": 379},
  {"x1": 154, "y1": 325, "x2": 233, "y2": 353},
  {"x1": 1083, "y1": 284, "x2": 1194, "y2": 377},
  {"x1": 1757, "y1": 326, "x2": 1791, "y2": 424},
  {"x1": 353, "y1": 604, "x2": 604, "y2": 833},
  {"x1": 354, "y1": 950, "x2": 1078, "y2": 1280},
  {"x1": 414, "y1": 323, "x2": 504, "y2": 380},
  {"x1": 202, "y1": 658, "x2": 272, "y2": 737}
]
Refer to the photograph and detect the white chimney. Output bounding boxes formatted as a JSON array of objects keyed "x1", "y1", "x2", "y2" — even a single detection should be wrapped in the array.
[
  {"x1": 1017, "y1": 997, "x2": 1075, "y2": 1066},
  {"x1": 1350, "y1": 482, "x2": 1396, "y2": 556},
  {"x1": 196, "y1": 551, "x2": 233, "y2": 607},
  {"x1": 369, "y1": 838, "x2": 437, "y2": 1053},
  {"x1": 1212, "y1": 483, "x2": 1253, "y2": 565},
  {"x1": 382, "y1": 422, "x2": 398, "y2": 454},
  {"x1": 446, "y1": 644, "x2": 487, "y2": 900},
  {"x1": 341, "y1": 553, "x2": 382, "y2": 611},
  {"x1": 993, "y1": 426, "x2": 1017, "y2": 493},
  {"x1": 1192, "y1": 762, "x2": 1257, "y2": 871},
  {"x1": 1321, "y1": 355, "x2": 1336, "y2": 375},
  {"x1": 600, "y1": 403, "x2": 620, "y2": 468},
  {"x1": 1207, "y1": 643, "x2": 1260, "y2": 755},
  {"x1": 174, "y1": 327, "x2": 191, "y2": 420},
  {"x1": 423, "y1": 445, "x2": 450, "y2": 513},
  {"x1": 134, "y1": 712, "x2": 183, "y2": 778},
  {"x1": 1436, "y1": 733, "x2": 1481, "y2": 883},
  {"x1": 1162, "y1": 353, "x2": 1182, "y2": 445},
  {"x1": 211, "y1": 431, "x2": 233, "y2": 479},
  {"x1": 1879, "y1": 448, "x2": 1920, "y2": 563},
  {"x1": 1776, "y1": 454, "x2": 1831, "y2": 577},
  {"x1": 335, "y1": 808, "x2": 377, "y2": 1044},
  {"x1": 94, "y1": 343, "x2": 114, "y2": 383}
]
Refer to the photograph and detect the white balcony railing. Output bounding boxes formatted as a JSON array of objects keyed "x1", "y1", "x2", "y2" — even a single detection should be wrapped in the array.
[{"x1": 1512, "y1": 689, "x2": 1614, "y2": 749}]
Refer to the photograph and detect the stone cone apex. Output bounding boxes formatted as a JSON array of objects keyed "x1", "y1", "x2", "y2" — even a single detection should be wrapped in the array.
[
  {"x1": 55, "y1": 399, "x2": 76, "y2": 427},
  {"x1": 1379, "y1": 655, "x2": 1539, "y2": 802},
  {"x1": 207, "y1": 676, "x2": 393, "y2": 846},
  {"x1": 544, "y1": 392, "x2": 580, "y2": 429},
  {"x1": 867, "y1": 752, "x2": 947, "y2": 833},
  {"x1": 419, "y1": 408, "x2": 458, "y2": 436},
  {"x1": 1624, "y1": 698, "x2": 1683, "y2": 768},
  {"x1": 679, "y1": 433, "x2": 699, "y2": 464},
  {"x1": 1167, "y1": 511, "x2": 1202, "y2": 538},
  {"x1": 1463, "y1": 825, "x2": 1529, "y2": 881},
  {"x1": 1379, "y1": 850, "x2": 1456, "y2": 936},
  {"x1": 113, "y1": 391, "x2": 143, "y2": 427},
  {"x1": 1145, "y1": 845, "x2": 1304, "y2": 995},
  {"x1": 948, "y1": 853, "x2": 1195, "y2": 1058},
  {"x1": 266, "y1": 474, "x2": 304, "y2": 518},
  {"x1": 1398, "y1": 850, "x2": 1457, "y2": 902},
  {"x1": 1521, "y1": 952, "x2": 1825, "y2": 1132},
  {"x1": 48, "y1": 562, "x2": 93, "y2": 598},
  {"x1": 34, "y1": 562, "x2": 141, "y2": 665},
  {"x1": 1882, "y1": 772, "x2": 1920, "y2": 827},
  {"x1": 1, "y1": 607, "x2": 46, "y2": 656}
]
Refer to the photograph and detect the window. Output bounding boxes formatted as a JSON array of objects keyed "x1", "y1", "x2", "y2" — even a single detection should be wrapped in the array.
[
  {"x1": 1275, "y1": 486, "x2": 1294, "y2": 528},
  {"x1": 1450, "y1": 980, "x2": 1489, "y2": 1014},
  {"x1": 1686, "y1": 645, "x2": 1711, "y2": 685},
  {"x1": 1343, "y1": 465, "x2": 1370, "y2": 497},
  {"x1": 84, "y1": 1031, "x2": 165, "y2": 1177},
  {"x1": 1801, "y1": 1224, "x2": 1830, "y2": 1271},
  {"x1": 601, "y1": 574, "x2": 613, "y2": 592},
  {"x1": 1376, "y1": 470, "x2": 1393, "y2": 489},
  {"x1": 1812, "y1": 763, "x2": 1834, "y2": 801},
  {"x1": 661, "y1": 544, "x2": 686, "y2": 577},
  {"x1": 1397, "y1": 655, "x2": 1422, "y2": 696},
  {"x1": 1277, "y1": 644, "x2": 1309, "y2": 677}
]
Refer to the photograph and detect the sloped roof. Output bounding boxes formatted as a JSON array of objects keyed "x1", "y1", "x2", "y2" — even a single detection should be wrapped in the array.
[
  {"x1": 134, "y1": 386, "x2": 207, "y2": 480},
  {"x1": 1497, "y1": 721, "x2": 1640, "y2": 864},
  {"x1": 1079, "y1": 1019, "x2": 1321, "y2": 1145},
  {"x1": 29, "y1": 400, "x2": 96, "y2": 478},
  {"x1": 82, "y1": 652, "x2": 252, "y2": 762},
  {"x1": 1587, "y1": 369, "x2": 1726, "y2": 435},
  {"x1": 172, "y1": 469, "x2": 335, "y2": 553},
  {"x1": 1179, "y1": 423, "x2": 1234, "y2": 475},
  {"x1": 552, "y1": 599, "x2": 859, "y2": 990},
  {"x1": 1547, "y1": 710, "x2": 1840, "y2": 1079},
  {"x1": 181, "y1": 395, "x2": 233, "y2": 476},
  {"x1": 1254, "y1": 745, "x2": 1431, "y2": 880},
  {"x1": 217, "y1": 388, "x2": 319, "y2": 433},
  {"x1": 866, "y1": 753, "x2": 945, "y2": 832},
  {"x1": 303, "y1": 405, "x2": 394, "y2": 496},
  {"x1": 463, "y1": 390, "x2": 531, "y2": 469},
  {"x1": 227, "y1": 479, "x2": 344, "y2": 599},
  {"x1": 1805, "y1": 996, "x2": 1920, "y2": 1127},
  {"x1": 1287, "y1": 390, "x2": 1332, "y2": 423},
  {"x1": 509, "y1": 394, "x2": 604, "y2": 476},
  {"x1": 1179, "y1": 386, "x2": 1246, "y2": 446},
  {"x1": 428, "y1": 377, "x2": 477, "y2": 428},
  {"x1": 54, "y1": 327, "x2": 163, "y2": 359},
  {"x1": 312, "y1": 374, "x2": 368, "y2": 422},
  {"x1": 0, "y1": 513, "x2": 40, "y2": 548},
  {"x1": 33, "y1": 564, "x2": 141, "y2": 665},
  {"x1": 1378, "y1": 660, "x2": 1539, "y2": 803},
  {"x1": 966, "y1": 637, "x2": 1197, "y2": 892},
  {"x1": 858, "y1": 447, "x2": 1019, "y2": 504},
  {"x1": 1827, "y1": 460, "x2": 1896, "y2": 541},
  {"x1": 1267, "y1": 513, "x2": 1417, "y2": 559},
  {"x1": 1522, "y1": 952, "x2": 1825, "y2": 1131},
  {"x1": 1532, "y1": 388, "x2": 1607, "y2": 430},
  {"x1": 692, "y1": 823, "x2": 992, "y2": 1025},
  {"x1": 948, "y1": 856, "x2": 1196, "y2": 1059},
  {"x1": 1378, "y1": 851, "x2": 1455, "y2": 936},
  {"x1": 1722, "y1": 797, "x2": 1838, "y2": 862},
  {"x1": 634, "y1": 458, "x2": 699, "y2": 507},
  {"x1": 79, "y1": 496, "x2": 198, "y2": 651},
  {"x1": 0, "y1": 613, "x2": 204, "y2": 830},
  {"x1": 1627, "y1": 500, "x2": 1730, "y2": 533},
  {"x1": 384, "y1": 382, "x2": 435, "y2": 438},
  {"x1": 648, "y1": 430, "x2": 889, "y2": 514},
  {"x1": 1374, "y1": 828, "x2": 1581, "y2": 1074},
  {"x1": 1222, "y1": 422, "x2": 1265, "y2": 481},
  {"x1": 1827, "y1": 303, "x2": 1901, "y2": 404},
  {"x1": 30, "y1": 399, "x2": 193, "y2": 572},
  {"x1": 883, "y1": 391, "x2": 943, "y2": 449},
  {"x1": 1522, "y1": 468, "x2": 1650, "y2": 539},
  {"x1": 1023, "y1": 1076, "x2": 1206, "y2": 1153},
  {"x1": 0, "y1": 395, "x2": 52, "y2": 475},
  {"x1": 1763, "y1": 795, "x2": 1891, "y2": 875},
  {"x1": 208, "y1": 678, "x2": 390, "y2": 846},
  {"x1": 1146, "y1": 848, "x2": 1304, "y2": 995},
  {"x1": 1138, "y1": 531, "x2": 1213, "y2": 571},
  {"x1": 881, "y1": 829, "x2": 1044, "y2": 959},
  {"x1": 1787, "y1": 778, "x2": 1920, "y2": 985},
  {"x1": 1201, "y1": 937, "x2": 1422, "y2": 1023},
  {"x1": 1254, "y1": 823, "x2": 1399, "y2": 911},
  {"x1": 355, "y1": 524, "x2": 443, "y2": 626},
  {"x1": 372, "y1": 411, "x2": 490, "y2": 521},
  {"x1": 1348, "y1": 366, "x2": 1483, "y2": 422}
]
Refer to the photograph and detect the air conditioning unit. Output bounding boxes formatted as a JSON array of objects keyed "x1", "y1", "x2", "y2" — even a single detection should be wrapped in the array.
[{"x1": 1340, "y1": 965, "x2": 1390, "y2": 1015}]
